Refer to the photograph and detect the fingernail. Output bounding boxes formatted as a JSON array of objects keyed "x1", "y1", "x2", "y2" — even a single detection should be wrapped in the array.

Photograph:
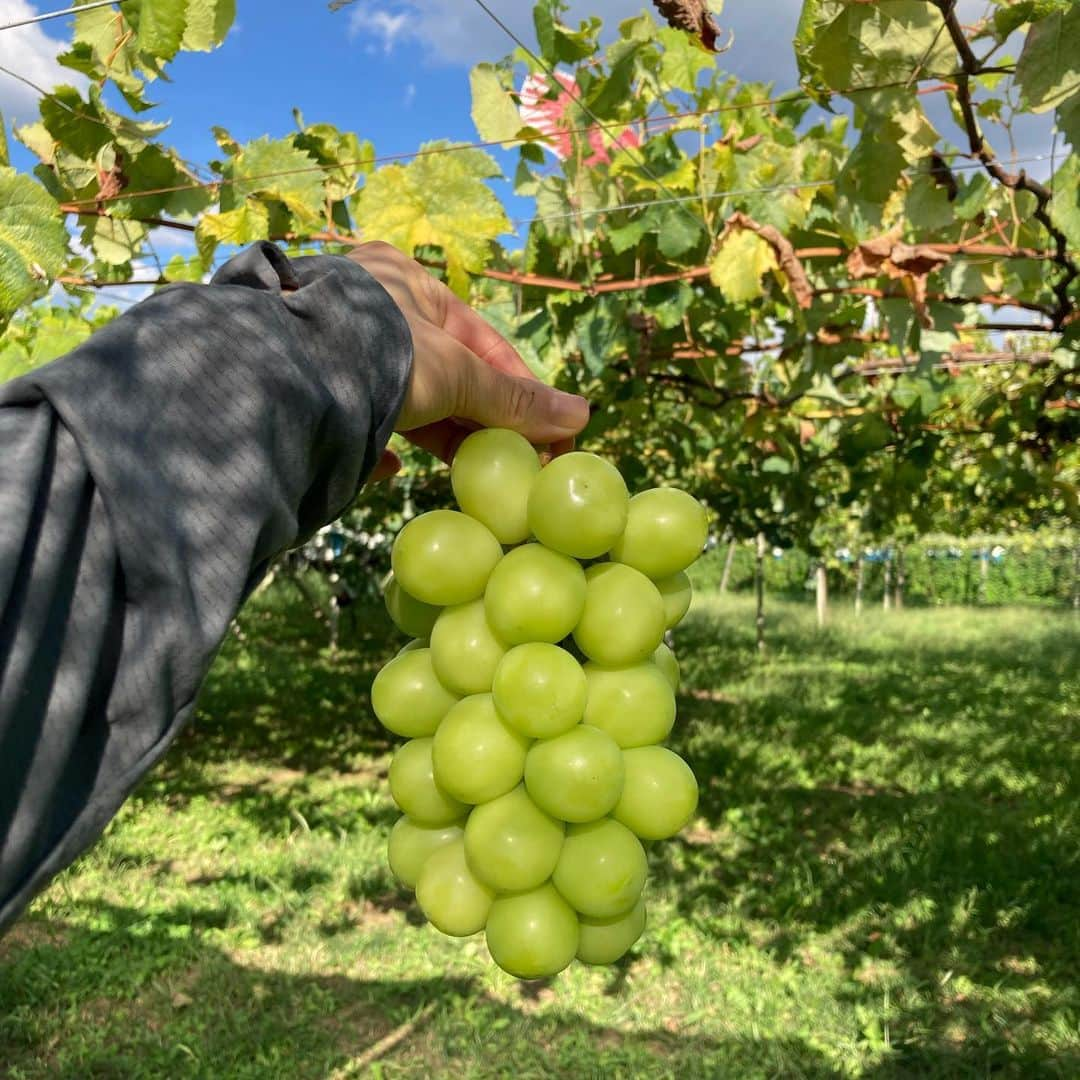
[{"x1": 552, "y1": 390, "x2": 590, "y2": 428}]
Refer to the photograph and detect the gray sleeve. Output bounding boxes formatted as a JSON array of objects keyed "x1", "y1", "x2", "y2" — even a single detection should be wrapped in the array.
[{"x1": 0, "y1": 243, "x2": 412, "y2": 933}]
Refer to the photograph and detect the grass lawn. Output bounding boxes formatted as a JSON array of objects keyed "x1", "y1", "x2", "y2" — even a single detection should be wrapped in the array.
[{"x1": 1, "y1": 590, "x2": 1077, "y2": 1078}]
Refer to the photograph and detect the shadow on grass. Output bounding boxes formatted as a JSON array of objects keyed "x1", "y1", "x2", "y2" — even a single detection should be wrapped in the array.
[
  {"x1": 48, "y1": 588, "x2": 1076, "y2": 1077},
  {"x1": 0, "y1": 904, "x2": 842, "y2": 1080},
  {"x1": 660, "y1": 601, "x2": 1080, "y2": 1076}
]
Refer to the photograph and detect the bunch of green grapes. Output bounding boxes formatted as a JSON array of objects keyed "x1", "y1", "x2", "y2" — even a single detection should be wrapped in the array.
[{"x1": 372, "y1": 429, "x2": 706, "y2": 979}]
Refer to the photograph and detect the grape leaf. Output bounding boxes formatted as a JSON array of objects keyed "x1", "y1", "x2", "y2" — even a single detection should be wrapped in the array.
[
  {"x1": 797, "y1": 1, "x2": 950, "y2": 93},
  {"x1": 164, "y1": 253, "x2": 206, "y2": 281},
  {"x1": 607, "y1": 216, "x2": 648, "y2": 255},
  {"x1": 1015, "y1": 4, "x2": 1080, "y2": 113},
  {"x1": 227, "y1": 137, "x2": 326, "y2": 221},
  {"x1": 658, "y1": 26, "x2": 713, "y2": 93},
  {"x1": 293, "y1": 120, "x2": 373, "y2": 203},
  {"x1": 181, "y1": 0, "x2": 236, "y2": 51},
  {"x1": 0, "y1": 168, "x2": 69, "y2": 323},
  {"x1": 1048, "y1": 153, "x2": 1080, "y2": 250},
  {"x1": 533, "y1": 0, "x2": 557, "y2": 63},
  {"x1": 40, "y1": 86, "x2": 111, "y2": 160},
  {"x1": 905, "y1": 174, "x2": 954, "y2": 232},
  {"x1": 128, "y1": 0, "x2": 188, "y2": 62},
  {"x1": 355, "y1": 144, "x2": 510, "y2": 297},
  {"x1": 993, "y1": 0, "x2": 1071, "y2": 40},
  {"x1": 195, "y1": 201, "x2": 271, "y2": 265},
  {"x1": 576, "y1": 304, "x2": 621, "y2": 375},
  {"x1": 588, "y1": 41, "x2": 642, "y2": 117},
  {"x1": 470, "y1": 63, "x2": 522, "y2": 145},
  {"x1": 650, "y1": 203, "x2": 703, "y2": 258},
  {"x1": 84, "y1": 215, "x2": 149, "y2": 266},
  {"x1": 1056, "y1": 91, "x2": 1080, "y2": 149},
  {"x1": 708, "y1": 228, "x2": 777, "y2": 303},
  {"x1": 70, "y1": 4, "x2": 143, "y2": 94}
]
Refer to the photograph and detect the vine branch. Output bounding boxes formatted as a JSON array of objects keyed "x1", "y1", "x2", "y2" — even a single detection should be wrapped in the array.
[{"x1": 932, "y1": 0, "x2": 1077, "y2": 328}]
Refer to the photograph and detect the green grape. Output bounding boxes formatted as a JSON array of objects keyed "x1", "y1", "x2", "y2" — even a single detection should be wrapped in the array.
[
  {"x1": 451, "y1": 428, "x2": 541, "y2": 544},
  {"x1": 384, "y1": 575, "x2": 441, "y2": 638},
  {"x1": 464, "y1": 784, "x2": 564, "y2": 893},
  {"x1": 583, "y1": 660, "x2": 675, "y2": 747},
  {"x1": 492, "y1": 643, "x2": 587, "y2": 738},
  {"x1": 387, "y1": 816, "x2": 463, "y2": 889},
  {"x1": 485, "y1": 884, "x2": 579, "y2": 979},
  {"x1": 577, "y1": 896, "x2": 647, "y2": 965},
  {"x1": 524, "y1": 725, "x2": 625, "y2": 823},
  {"x1": 415, "y1": 839, "x2": 494, "y2": 937},
  {"x1": 573, "y1": 563, "x2": 666, "y2": 667},
  {"x1": 396, "y1": 638, "x2": 429, "y2": 656},
  {"x1": 655, "y1": 571, "x2": 692, "y2": 629},
  {"x1": 430, "y1": 598, "x2": 508, "y2": 696},
  {"x1": 391, "y1": 510, "x2": 502, "y2": 606},
  {"x1": 613, "y1": 746, "x2": 699, "y2": 840},
  {"x1": 431, "y1": 694, "x2": 530, "y2": 804},
  {"x1": 551, "y1": 818, "x2": 648, "y2": 918},
  {"x1": 484, "y1": 543, "x2": 586, "y2": 644},
  {"x1": 388, "y1": 738, "x2": 468, "y2": 826},
  {"x1": 371, "y1": 649, "x2": 459, "y2": 738},
  {"x1": 526, "y1": 452, "x2": 629, "y2": 559},
  {"x1": 610, "y1": 487, "x2": 708, "y2": 579},
  {"x1": 652, "y1": 642, "x2": 680, "y2": 692}
]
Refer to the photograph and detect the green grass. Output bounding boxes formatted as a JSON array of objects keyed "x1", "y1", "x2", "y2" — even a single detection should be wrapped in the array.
[{"x1": 2, "y1": 590, "x2": 1078, "y2": 1078}]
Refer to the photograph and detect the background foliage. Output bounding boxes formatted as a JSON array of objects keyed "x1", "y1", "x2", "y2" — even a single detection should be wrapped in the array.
[{"x1": 0, "y1": 0, "x2": 1076, "y2": 578}]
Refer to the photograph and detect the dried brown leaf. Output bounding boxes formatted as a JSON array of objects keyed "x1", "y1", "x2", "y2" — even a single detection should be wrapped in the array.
[
  {"x1": 721, "y1": 211, "x2": 813, "y2": 309},
  {"x1": 652, "y1": 0, "x2": 721, "y2": 51}
]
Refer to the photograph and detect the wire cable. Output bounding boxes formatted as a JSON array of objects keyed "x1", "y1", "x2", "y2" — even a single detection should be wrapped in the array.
[
  {"x1": 467, "y1": 0, "x2": 710, "y2": 236},
  {"x1": 0, "y1": 0, "x2": 121, "y2": 33}
]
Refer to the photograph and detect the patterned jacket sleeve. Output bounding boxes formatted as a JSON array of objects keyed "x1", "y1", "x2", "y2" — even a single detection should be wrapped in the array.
[{"x1": 0, "y1": 243, "x2": 412, "y2": 933}]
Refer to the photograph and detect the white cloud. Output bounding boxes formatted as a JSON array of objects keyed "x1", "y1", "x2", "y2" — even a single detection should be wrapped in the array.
[
  {"x1": 0, "y1": 0, "x2": 80, "y2": 124},
  {"x1": 343, "y1": 0, "x2": 659, "y2": 69},
  {"x1": 348, "y1": 7, "x2": 411, "y2": 53},
  {"x1": 147, "y1": 225, "x2": 196, "y2": 252},
  {"x1": 403, "y1": 81, "x2": 416, "y2": 108}
]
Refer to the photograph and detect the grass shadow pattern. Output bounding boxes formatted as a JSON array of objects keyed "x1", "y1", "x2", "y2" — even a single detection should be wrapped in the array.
[{"x1": 0, "y1": 589, "x2": 1077, "y2": 1077}]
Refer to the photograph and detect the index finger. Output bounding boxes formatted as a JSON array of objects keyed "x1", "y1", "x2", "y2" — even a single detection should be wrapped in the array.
[{"x1": 440, "y1": 290, "x2": 537, "y2": 381}]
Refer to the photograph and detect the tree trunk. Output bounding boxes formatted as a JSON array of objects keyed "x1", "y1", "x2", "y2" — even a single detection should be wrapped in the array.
[
  {"x1": 755, "y1": 532, "x2": 766, "y2": 653},
  {"x1": 979, "y1": 550, "x2": 989, "y2": 605},
  {"x1": 816, "y1": 562, "x2": 828, "y2": 628},
  {"x1": 883, "y1": 554, "x2": 892, "y2": 611},
  {"x1": 719, "y1": 537, "x2": 737, "y2": 594},
  {"x1": 894, "y1": 546, "x2": 905, "y2": 610},
  {"x1": 854, "y1": 553, "x2": 864, "y2": 616}
]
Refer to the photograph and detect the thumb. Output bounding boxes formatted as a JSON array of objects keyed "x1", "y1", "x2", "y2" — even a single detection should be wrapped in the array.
[{"x1": 457, "y1": 341, "x2": 590, "y2": 444}]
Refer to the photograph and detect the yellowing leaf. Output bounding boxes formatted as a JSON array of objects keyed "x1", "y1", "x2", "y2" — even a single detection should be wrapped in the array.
[
  {"x1": 470, "y1": 62, "x2": 522, "y2": 144},
  {"x1": 229, "y1": 137, "x2": 326, "y2": 221},
  {"x1": 195, "y1": 200, "x2": 270, "y2": 265},
  {"x1": 708, "y1": 228, "x2": 777, "y2": 304},
  {"x1": 355, "y1": 143, "x2": 509, "y2": 297},
  {"x1": 84, "y1": 215, "x2": 149, "y2": 266},
  {"x1": 181, "y1": 0, "x2": 236, "y2": 51}
]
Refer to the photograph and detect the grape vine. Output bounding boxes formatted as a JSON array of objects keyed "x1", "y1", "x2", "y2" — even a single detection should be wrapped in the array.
[{"x1": 0, "y1": 0, "x2": 1075, "y2": 570}]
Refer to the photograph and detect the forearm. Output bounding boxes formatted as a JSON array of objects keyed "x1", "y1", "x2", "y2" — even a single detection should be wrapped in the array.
[{"x1": 0, "y1": 243, "x2": 411, "y2": 932}]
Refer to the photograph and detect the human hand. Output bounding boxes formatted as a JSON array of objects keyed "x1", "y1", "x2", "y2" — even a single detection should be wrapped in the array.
[{"x1": 347, "y1": 243, "x2": 590, "y2": 482}]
